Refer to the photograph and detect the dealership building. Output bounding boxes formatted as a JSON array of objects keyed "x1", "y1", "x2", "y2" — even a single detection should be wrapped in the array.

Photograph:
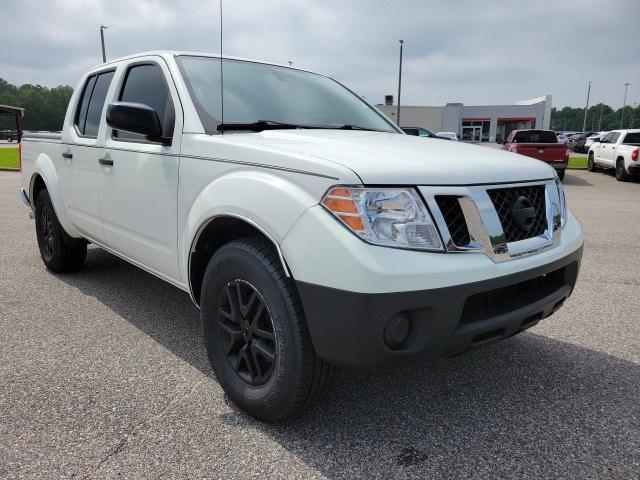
[{"x1": 376, "y1": 95, "x2": 552, "y2": 142}]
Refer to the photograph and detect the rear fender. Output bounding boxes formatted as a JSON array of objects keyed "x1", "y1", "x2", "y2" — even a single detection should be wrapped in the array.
[{"x1": 30, "y1": 152, "x2": 80, "y2": 237}]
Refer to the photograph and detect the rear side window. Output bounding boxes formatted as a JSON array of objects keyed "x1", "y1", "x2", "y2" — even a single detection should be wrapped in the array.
[
  {"x1": 512, "y1": 130, "x2": 557, "y2": 143},
  {"x1": 74, "y1": 71, "x2": 115, "y2": 137},
  {"x1": 114, "y1": 64, "x2": 175, "y2": 142},
  {"x1": 609, "y1": 132, "x2": 621, "y2": 143},
  {"x1": 623, "y1": 132, "x2": 640, "y2": 144}
]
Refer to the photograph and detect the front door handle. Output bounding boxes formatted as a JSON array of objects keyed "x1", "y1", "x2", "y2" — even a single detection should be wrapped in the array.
[
  {"x1": 62, "y1": 152, "x2": 73, "y2": 159},
  {"x1": 99, "y1": 157, "x2": 114, "y2": 166}
]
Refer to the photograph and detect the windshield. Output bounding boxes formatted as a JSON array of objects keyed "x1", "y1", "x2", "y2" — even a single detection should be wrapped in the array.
[{"x1": 176, "y1": 56, "x2": 397, "y2": 134}]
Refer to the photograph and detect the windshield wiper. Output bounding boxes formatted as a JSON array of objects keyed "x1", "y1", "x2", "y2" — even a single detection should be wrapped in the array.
[
  {"x1": 334, "y1": 124, "x2": 378, "y2": 132},
  {"x1": 217, "y1": 120, "x2": 383, "y2": 133},
  {"x1": 217, "y1": 120, "x2": 322, "y2": 132}
]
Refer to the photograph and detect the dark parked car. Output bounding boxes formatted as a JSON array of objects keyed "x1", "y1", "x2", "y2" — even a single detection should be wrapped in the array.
[
  {"x1": 401, "y1": 127, "x2": 451, "y2": 140},
  {"x1": 568, "y1": 132, "x2": 596, "y2": 153},
  {"x1": 0, "y1": 129, "x2": 18, "y2": 142}
]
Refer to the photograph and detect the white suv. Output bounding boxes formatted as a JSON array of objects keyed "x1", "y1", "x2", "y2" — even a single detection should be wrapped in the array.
[{"x1": 19, "y1": 52, "x2": 583, "y2": 422}]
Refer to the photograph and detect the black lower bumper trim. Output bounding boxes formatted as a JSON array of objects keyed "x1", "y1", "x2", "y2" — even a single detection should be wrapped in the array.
[
  {"x1": 296, "y1": 245, "x2": 582, "y2": 368},
  {"x1": 628, "y1": 164, "x2": 640, "y2": 174}
]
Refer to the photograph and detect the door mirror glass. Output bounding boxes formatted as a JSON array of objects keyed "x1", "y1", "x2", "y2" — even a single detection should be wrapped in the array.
[{"x1": 106, "y1": 102, "x2": 168, "y2": 144}]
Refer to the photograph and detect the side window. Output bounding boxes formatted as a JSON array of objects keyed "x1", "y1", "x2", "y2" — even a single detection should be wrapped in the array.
[
  {"x1": 74, "y1": 71, "x2": 114, "y2": 137},
  {"x1": 84, "y1": 72, "x2": 115, "y2": 137},
  {"x1": 114, "y1": 64, "x2": 175, "y2": 142},
  {"x1": 75, "y1": 76, "x2": 97, "y2": 134},
  {"x1": 609, "y1": 132, "x2": 620, "y2": 144},
  {"x1": 600, "y1": 133, "x2": 612, "y2": 144}
]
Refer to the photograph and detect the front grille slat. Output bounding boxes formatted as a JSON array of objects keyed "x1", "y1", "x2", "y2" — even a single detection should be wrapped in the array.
[
  {"x1": 487, "y1": 185, "x2": 547, "y2": 242},
  {"x1": 435, "y1": 196, "x2": 470, "y2": 247}
]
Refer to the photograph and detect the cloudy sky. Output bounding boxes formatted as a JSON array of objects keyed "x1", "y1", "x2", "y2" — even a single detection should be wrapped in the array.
[{"x1": 1, "y1": 0, "x2": 638, "y2": 108}]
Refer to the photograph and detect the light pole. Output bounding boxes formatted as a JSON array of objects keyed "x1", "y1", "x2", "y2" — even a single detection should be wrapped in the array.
[
  {"x1": 598, "y1": 103, "x2": 604, "y2": 131},
  {"x1": 582, "y1": 81, "x2": 591, "y2": 132},
  {"x1": 100, "y1": 25, "x2": 108, "y2": 63},
  {"x1": 396, "y1": 40, "x2": 404, "y2": 126},
  {"x1": 620, "y1": 82, "x2": 630, "y2": 128}
]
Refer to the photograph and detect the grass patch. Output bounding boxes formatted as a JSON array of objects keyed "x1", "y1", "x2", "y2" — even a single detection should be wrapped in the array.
[
  {"x1": 0, "y1": 147, "x2": 19, "y2": 170},
  {"x1": 568, "y1": 156, "x2": 587, "y2": 169}
]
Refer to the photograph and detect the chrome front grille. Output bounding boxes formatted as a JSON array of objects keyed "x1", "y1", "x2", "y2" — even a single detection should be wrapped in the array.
[
  {"x1": 487, "y1": 185, "x2": 547, "y2": 242},
  {"x1": 435, "y1": 196, "x2": 470, "y2": 247},
  {"x1": 420, "y1": 180, "x2": 562, "y2": 263}
]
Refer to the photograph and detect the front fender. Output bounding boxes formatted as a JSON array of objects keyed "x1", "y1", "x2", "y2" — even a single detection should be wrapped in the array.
[
  {"x1": 31, "y1": 153, "x2": 80, "y2": 238},
  {"x1": 179, "y1": 168, "x2": 332, "y2": 282}
]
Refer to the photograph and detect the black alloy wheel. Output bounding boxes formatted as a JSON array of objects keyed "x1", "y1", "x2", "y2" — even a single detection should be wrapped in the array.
[
  {"x1": 616, "y1": 159, "x2": 629, "y2": 182},
  {"x1": 40, "y1": 205, "x2": 55, "y2": 260},
  {"x1": 200, "y1": 237, "x2": 334, "y2": 422},
  {"x1": 218, "y1": 279, "x2": 277, "y2": 385},
  {"x1": 587, "y1": 153, "x2": 597, "y2": 172},
  {"x1": 34, "y1": 189, "x2": 87, "y2": 272}
]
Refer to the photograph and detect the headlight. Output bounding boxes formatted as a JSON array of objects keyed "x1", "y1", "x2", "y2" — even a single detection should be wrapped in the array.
[
  {"x1": 321, "y1": 186, "x2": 443, "y2": 251},
  {"x1": 554, "y1": 176, "x2": 567, "y2": 228}
]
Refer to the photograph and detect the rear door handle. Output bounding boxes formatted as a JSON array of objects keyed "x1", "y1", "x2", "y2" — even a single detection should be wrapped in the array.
[
  {"x1": 62, "y1": 152, "x2": 73, "y2": 159},
  {"x1": 99, "y1": 157, "x2": 114, "y2": 166}
]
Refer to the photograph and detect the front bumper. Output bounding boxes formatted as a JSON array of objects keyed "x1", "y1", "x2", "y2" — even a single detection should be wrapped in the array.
[{"x1": 297, "y1": 245, "x2": 582, "y2": 368}]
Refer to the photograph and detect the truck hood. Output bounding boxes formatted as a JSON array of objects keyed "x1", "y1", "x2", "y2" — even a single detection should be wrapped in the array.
[{"x1": 232, "y1": 130, "x2": 556, "y2": 185}]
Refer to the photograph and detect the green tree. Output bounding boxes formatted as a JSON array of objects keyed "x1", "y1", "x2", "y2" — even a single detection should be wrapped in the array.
[
  {"x1": 0, "y1": 78, "x2": 73, "y2": 131},
  {"x1": 550, "y1": 103, "x2": 640, "y2": 132}
]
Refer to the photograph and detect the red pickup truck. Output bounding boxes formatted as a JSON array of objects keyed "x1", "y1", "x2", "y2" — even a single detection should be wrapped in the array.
[{"x1": 502, "y1": 129, "x2": 570, "y2": 180}]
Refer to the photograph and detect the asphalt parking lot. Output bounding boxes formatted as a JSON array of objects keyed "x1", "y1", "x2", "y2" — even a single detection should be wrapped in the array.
[{"x1": 1, "y1": 169, "x2": 639, "y2": 479}]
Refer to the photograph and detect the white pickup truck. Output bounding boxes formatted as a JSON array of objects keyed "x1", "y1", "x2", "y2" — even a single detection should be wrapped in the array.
[
  {"x1": 19, "y1": 51, "x2": 583, "y2": 422},
  {"x1": 587, "y1": 129, "x2": 640, "y2": 181}
]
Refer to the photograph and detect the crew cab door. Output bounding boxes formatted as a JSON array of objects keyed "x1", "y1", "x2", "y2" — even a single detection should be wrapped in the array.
[
  {"x1": 61, "y1": 69, "x2": 115, "y2": 241},
  {"x1": 598, "y1": 132, "x2": 620, "y2": 166},
  {"x1": 98, "y1": 59, "x2": 183, "y2": 281}
]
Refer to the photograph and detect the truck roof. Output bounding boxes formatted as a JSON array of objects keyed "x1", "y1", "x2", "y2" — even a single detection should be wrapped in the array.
[{"x1": 91, "y1": 50, "x2": 322, "y2": 77}]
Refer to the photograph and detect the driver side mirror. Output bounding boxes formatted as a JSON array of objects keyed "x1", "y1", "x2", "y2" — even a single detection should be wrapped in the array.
[
  {"x1": 106, "y1": 102, "x2": 171, "y2": 145},
  {"x1": 502, "y1": 140, "x2": 507, "y2": 145}
]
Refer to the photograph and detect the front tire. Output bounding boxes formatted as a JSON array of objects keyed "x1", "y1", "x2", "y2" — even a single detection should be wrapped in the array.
[
  {"x1": 615, "y1": 159, "x2": 629, "y2": 182},
  {"x1": 200, "y1": 237, "x2": 334, "y2": 422},
  {"x1": 587, "y1": 152, "x2": 597, "y2": 172},
  {"x1": 557, "y1": 169, "x2": 566, "y2": 181},
  {"x1": 34, "y1": 189, "x2": 87, "y2": 272}
]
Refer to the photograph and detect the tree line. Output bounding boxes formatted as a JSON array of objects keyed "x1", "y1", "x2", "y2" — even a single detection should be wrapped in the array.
[
  {"x1": 550, "y1": 103, "x2": 639, "y2": 132},
  {"x1": 1, "y1": 76, "x2": 639, "y2": 133},
  {"x1": 0, "y1": 78, "x2": 73, "y2": 131}
]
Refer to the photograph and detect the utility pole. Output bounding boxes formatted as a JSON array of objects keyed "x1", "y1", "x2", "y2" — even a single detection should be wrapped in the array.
[
  {"x1": 288, "y1": 61, "x2": 292, "y2": 66},
  {"x1": 100, "y1": 25, "x2": 108, "y2": 63},
  {"x1": 620, "y1": 83, "x2": 630, "y2": 128},
  {"x1": 582, "y1": 81, "x2": 591, "y2": 132},
  {"x1": 396, "y1": 40, "x2": 404, "y2": 126},
  {"x1": 598, "y1": 103, "x2": 604, "y2": 131}
]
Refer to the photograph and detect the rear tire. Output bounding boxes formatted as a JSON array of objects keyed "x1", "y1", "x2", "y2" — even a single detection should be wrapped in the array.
[
  {"x1": 34, "y1": 189, "x2": 87, "y2": 272},
  {"x1": 200, "y1": 237, "x2": 334, "y2": 422},
  {"x1": 587, "y1": 152, "x2": 597, "y2": 172},
  {"x1": 615, "y1": 159, "x2": 629, "y2": 182}
]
